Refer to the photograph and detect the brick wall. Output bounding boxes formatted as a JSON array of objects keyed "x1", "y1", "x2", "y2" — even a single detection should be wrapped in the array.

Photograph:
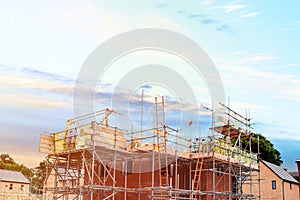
[
  {"x1": 200, "y1": 163, "x2": 231, "y2": 200},
  {"x1": 243, "y1": 161, "x2": 299, "y2": 200},
  {"x1": 85, "y1": 161, "x2": 192, "y2": 200}
]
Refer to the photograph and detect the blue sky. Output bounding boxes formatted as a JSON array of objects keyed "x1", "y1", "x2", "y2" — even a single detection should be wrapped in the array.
[{"x1": 0, "y1": 0, "x2": 299, "y2": 171}]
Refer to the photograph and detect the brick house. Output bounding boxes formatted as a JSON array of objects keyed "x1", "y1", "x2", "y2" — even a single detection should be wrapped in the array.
[
  {"x1": 244, "y1": 160, "x2": 299, "y2": 200},
  {"x1": 0, "y1": 169, "x2": 32, "y2": 199}
]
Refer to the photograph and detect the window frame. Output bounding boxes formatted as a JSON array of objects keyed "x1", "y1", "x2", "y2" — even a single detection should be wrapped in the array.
[{"x1": 272, "y1": 180, "x2": 276, "y2": 190}]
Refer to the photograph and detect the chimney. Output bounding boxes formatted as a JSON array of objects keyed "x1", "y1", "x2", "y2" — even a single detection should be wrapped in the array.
[{"x1": 296, "y1": 155, "x2": 300, "y2": 195}]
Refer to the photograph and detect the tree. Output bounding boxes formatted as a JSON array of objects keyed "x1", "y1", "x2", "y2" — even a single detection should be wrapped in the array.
[
  {"x1": 31, "y1": 160, "x2": 48, "y2": 194},
  {"x1": 0, "y1": 153, "x2": 15, "y2": 164},
  {"x1": 240, "y1": 133, "x2": 283, "y2": 166},
  {"x1": 0, "y1": 153, "x2": 33, "y2": 180}
]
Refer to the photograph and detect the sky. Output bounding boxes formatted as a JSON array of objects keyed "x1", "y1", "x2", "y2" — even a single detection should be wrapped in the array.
[{"x1": 0, "y1": 0, "x2": 299, "y2": 171}]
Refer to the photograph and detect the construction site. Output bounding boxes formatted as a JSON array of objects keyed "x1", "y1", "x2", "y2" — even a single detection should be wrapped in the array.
[{"x1": 39, "y1": 97, "x2": 260, "y2": 200}]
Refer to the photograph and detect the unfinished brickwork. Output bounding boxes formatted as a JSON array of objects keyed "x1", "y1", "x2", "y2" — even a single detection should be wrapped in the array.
[{"x1": 40, "y1": 99, "x2": 259, "y2": 200}]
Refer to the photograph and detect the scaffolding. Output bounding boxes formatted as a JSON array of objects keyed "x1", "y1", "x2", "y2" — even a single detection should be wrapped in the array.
[{"x1": 39, "y1": 97, "x2": 260, "y2": 200}]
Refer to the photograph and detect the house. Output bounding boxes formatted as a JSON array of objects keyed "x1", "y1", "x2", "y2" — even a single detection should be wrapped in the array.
[
  {"x1": 0, "y1": 169, "x2": 33, "y2": 199},
  {"x1": 41, "y1": 106, "x2": 260, "y2": 199},
  {"x1": 289, "y1": 171, "x2": 299, "y2": 182},
  {"x1": 244, "y1": 160, "x2": 299, "y2": 200}
]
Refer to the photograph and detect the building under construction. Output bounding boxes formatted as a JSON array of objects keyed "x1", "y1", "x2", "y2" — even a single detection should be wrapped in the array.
[{"x1": 39, "y1": 97, "x2": 259, "y2": 200}]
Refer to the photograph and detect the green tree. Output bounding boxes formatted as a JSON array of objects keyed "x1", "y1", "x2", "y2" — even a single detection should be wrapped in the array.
[
  {"x1": 31, "y1": 160, "x2": 48, "y2": 194},
  {"x1": 0, "y1": 153, "x2": 33, "y2": 180},
  {"x1": 0, "y1": 153, "x2": 15, "y2": 164},
  {"x1": 241, "y1": 133, "x2": 282, "y2": 166}
]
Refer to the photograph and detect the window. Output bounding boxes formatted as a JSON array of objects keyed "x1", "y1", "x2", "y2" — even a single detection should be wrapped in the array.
[
  {"x1": 21, "y1": 185, "x2": 24, "y2": 191},
  {"x1": 9, "y1": 184, "x2": 13, "y2": 190},
  {"x1": 272, "y1": 180, "x2": 276, "y2": 190},
  {"x1": 290, "y1": 183, "x2": 292, "y2": 190},
  {"x1": 232, "y1": 177, "x2": 237, "y2": 193}
]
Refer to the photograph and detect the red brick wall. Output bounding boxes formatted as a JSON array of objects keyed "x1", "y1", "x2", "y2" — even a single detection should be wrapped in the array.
[
  {"x1": 200, "y1": 163, "x2": 231, "y2": 200},
  {"x1": 82, "y1": 159, "x2": 234, "y2": 200},
  {"x1": 84, "y1": 161, "x2": 192, "y2": 200}
]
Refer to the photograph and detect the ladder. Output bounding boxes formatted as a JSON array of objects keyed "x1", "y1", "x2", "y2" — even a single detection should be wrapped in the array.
[
  {"x1": 155, "y1": 96, "x2": 169, "y2": 199},
  {"x1": 190, "y1": 142, "x2": 204, "y2": 199}
]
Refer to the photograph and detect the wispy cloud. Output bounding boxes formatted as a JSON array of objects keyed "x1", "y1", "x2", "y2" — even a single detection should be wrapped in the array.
[
  {"x1": 189, "y1": 14, "x2": 203, "y2": 19},
  {"x1": 0, "y1": 66, "x2": 74, "y2": 108},
  {"x1": 286, "y1": 63, "x2": 300, "y2": 68},
  {"x1": 240, "y1": 12, "x2": 259, "y2": 19},
  {"x1": 221, "y1": 4, "x2": 247, "y2": 13},
  {"x1": 249, "y1": 54, "x2": 279, "y2": 63},
  {"x1": 201, "y1": 18, "x2": 217, "y2": 24},
  {"x1": 231, "y1": 102, "x2": 272, "y2": 111},
  {"x1": 0, "y1": 74, "x2": 73, "y2": 96},
  {"x1": 0, "y1": 93, "x2": 72, "y2": 109},
  {"x1": 280, "y1": 20, "x2": 300, "y2": 32},
  {"x1": 222, "y1": 65, "x2": 300, "y2": 102},
  {"x1": 216, "y1": 24, "x2": 230, "y2": 31}
]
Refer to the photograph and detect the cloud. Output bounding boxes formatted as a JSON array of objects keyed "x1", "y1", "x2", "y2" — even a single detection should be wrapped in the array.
[
  {"x1": 240, "y1": 12, "x2": 259, "y2": 19},
  {"x1": 216, "y1": 24, "x2": 230, "y2": 31},
  {"x1": 230, "y1": 53, "x2": 279, "y2": 64},
  {"x1": 231, "y1": 102, "x2": 273, "y2": 111},
  {"x1": 0, "y1": 66, "x2": 74, "y2": 109},
  {"x1": 0, "y1": 93, "x2": 71, "y2": 109},
  {"x1": 221, "y1": 4, "x2": 246, "y2": 13},
  {"x1": 0, "y1": 74, "x2": 74, "y2": 96},
  {"x1": 201, "y1": 19, "x2": 217, "y2": 24},
  {"x1": 21, "y1": 67, "x2": 74, "y2": 83},
  {"x1": 280, "y1": 20, "x2": 300, "y2": 32},
  {"x1": 249, "y1": 54, "x2": 279, "y2": 63},
  {"x1": 222, "y1": 65, "x2": 300, "y2": 102},
  {"x1": 189, "y1": 14, "x2": 203, "y2": 18},
  {"x1": 286, "y1": 63, "x2": 300, "y2": 68},
  {"x1": 187, "y1": 13, "x2": 217, "y2": 25}
]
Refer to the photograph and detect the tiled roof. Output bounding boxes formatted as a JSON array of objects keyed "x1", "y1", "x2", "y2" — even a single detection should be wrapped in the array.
[
  {"x1": 261, "y1": 160, "x2": 298, "y2": 184},
  {"x1": 0, "y1": 169, "x2": 30, "y2": 184}
]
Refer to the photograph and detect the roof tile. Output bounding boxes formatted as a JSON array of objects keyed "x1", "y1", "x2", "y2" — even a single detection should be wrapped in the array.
[
  {"x1": 261, "y1": 160, "x2": 298, "y2": 184},
  {"x1": 0, "y1": 169, "x2": 30, "y2": 184}
]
